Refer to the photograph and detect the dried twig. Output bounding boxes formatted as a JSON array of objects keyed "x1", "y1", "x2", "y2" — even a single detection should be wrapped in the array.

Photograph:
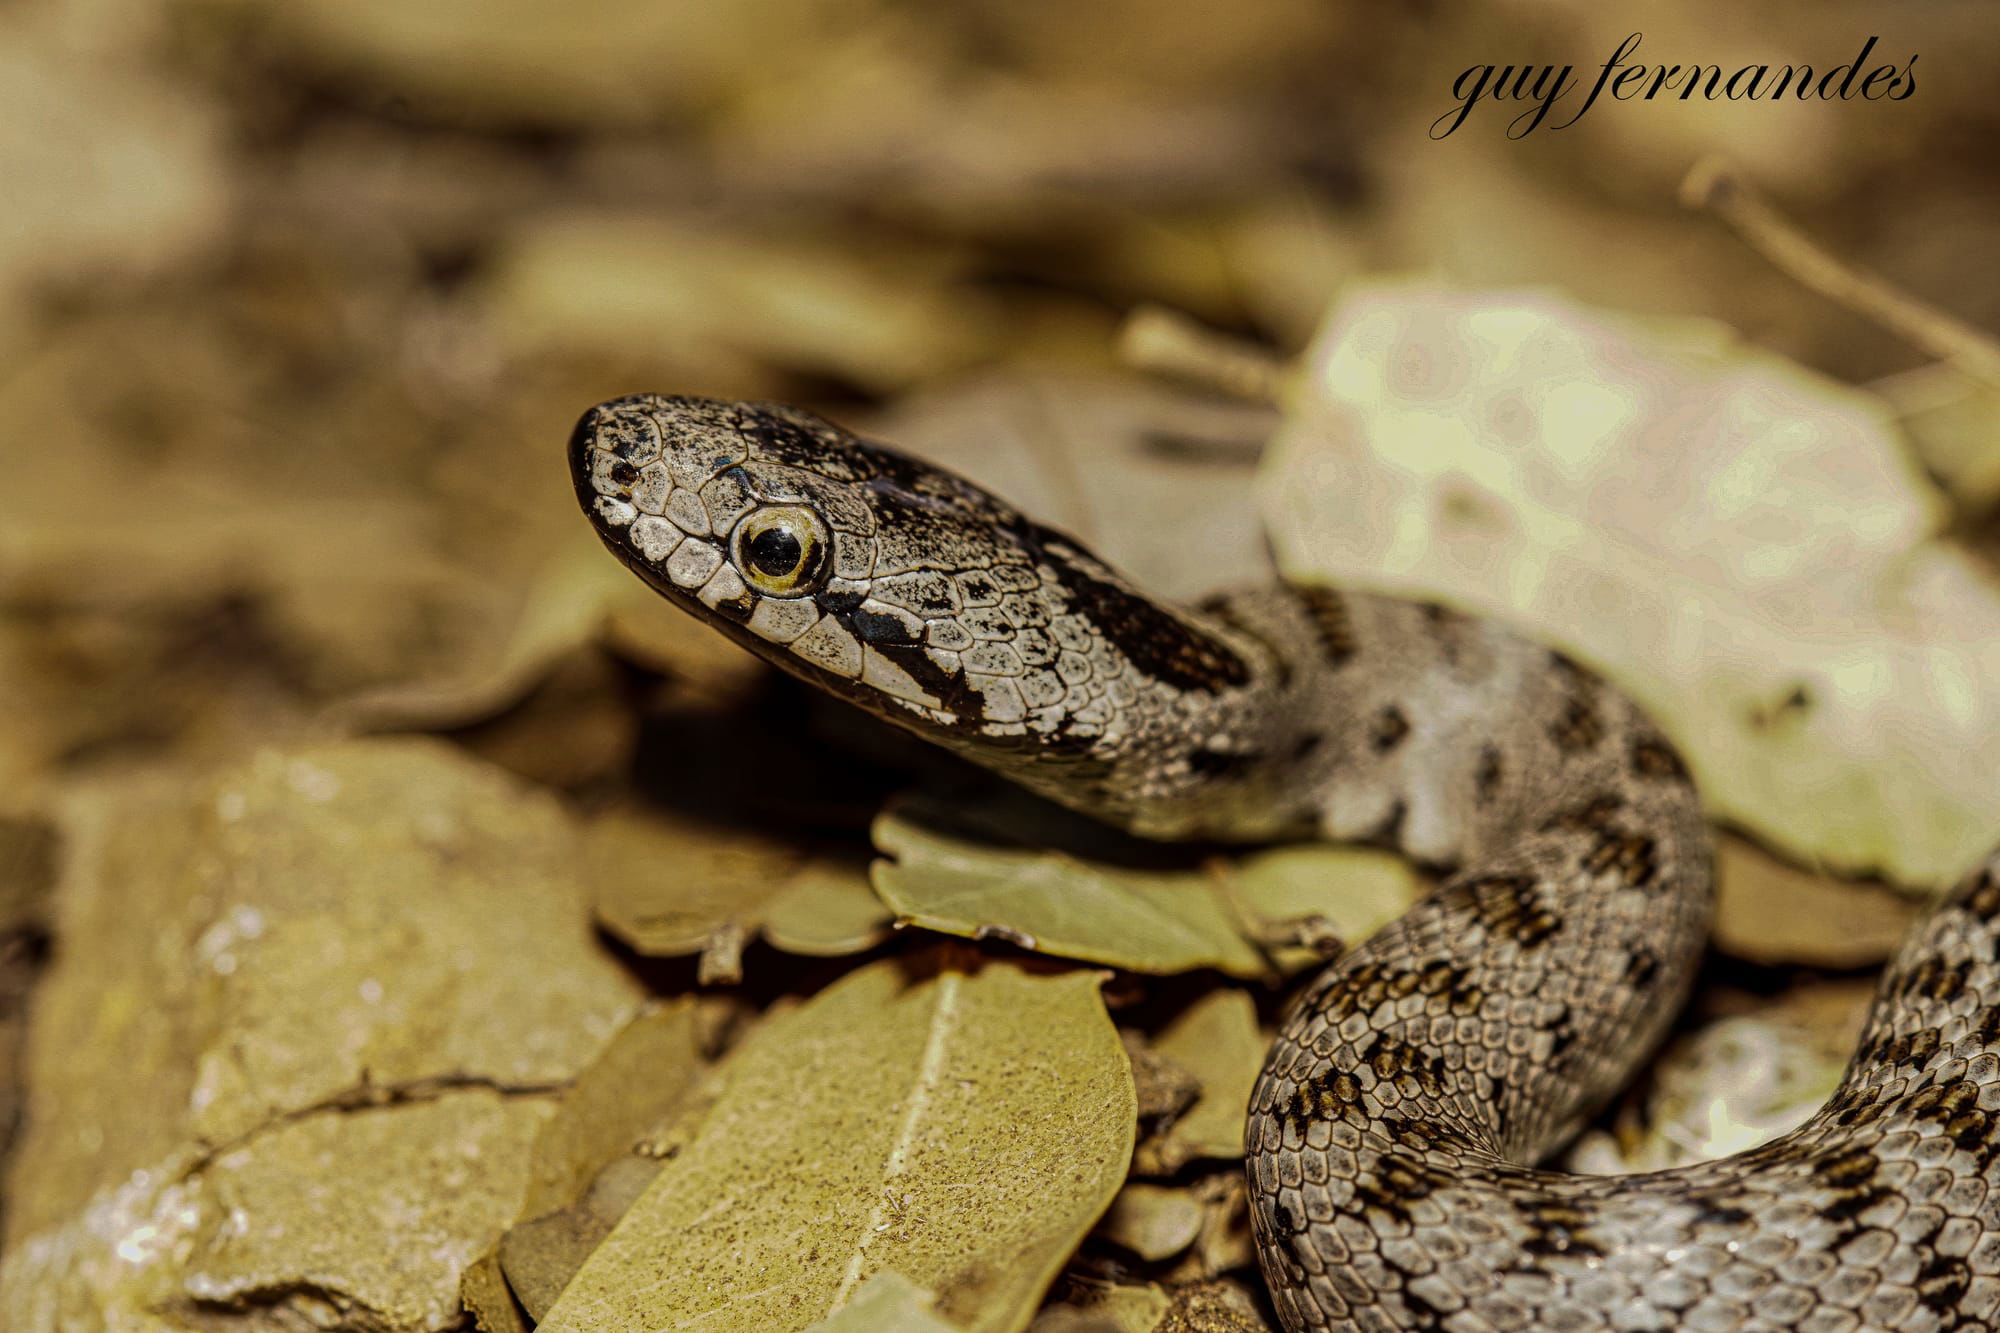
[
  {"x1": 1682, "y1": 158, "x2": 2000, "y2": 390},
  {"x1": 1117, "y1": 303, "x2": 1288, "y2": 405}
]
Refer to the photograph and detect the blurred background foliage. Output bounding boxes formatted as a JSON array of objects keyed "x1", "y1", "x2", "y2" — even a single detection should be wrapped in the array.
[{"x1": 7, "y1": 0, "x2": 1998, "y2": 787}]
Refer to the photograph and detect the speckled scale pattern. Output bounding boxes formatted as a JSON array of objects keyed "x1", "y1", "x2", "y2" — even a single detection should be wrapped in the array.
[{"x1": 571, "y1": 394, "x2": 2000, "y2": 1332}]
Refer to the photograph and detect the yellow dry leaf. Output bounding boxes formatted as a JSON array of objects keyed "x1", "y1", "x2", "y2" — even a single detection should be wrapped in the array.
[
  {"x1": 224, "y1": 0, "x2": 870, "y2": 127},
  {"x1": 1712, "y1": 834, "x2": 1919, "y2": 969},
  {"x1": 1098, "y1": 1183, "x2": 1205, "y2": 1262},
  {"x1": 1219, "y1": 844, "x2": 1422, "y2": 976},
  {"x1": 536, "y1": 957, "x2": 1135, "y2": 1333},
  {"x1": 874, "y1": 793, "x2": 1419, "y2": 980},
  {"x1": 584, "y1": 804, "x2": 888, "y2": 981},
  {"x1": 1029, "y1": 1282, "x2": 1173, "y2": 1333},
  {"x1": 462, "y1": 1251, "x2": 531, "y2": 1333},
  {"x1": 871, "y1": 796, "x2": 1266, "y2": 978},
  {"x1": 520, "y1": 999, "x2": 711, "y2": 1219},
  {"x1": 806, "y1": 1270, "x2": 965, "y2": 1333},
  {"x1": 1139, "y1": 990, "x2": 1265, "y2": 1170}
]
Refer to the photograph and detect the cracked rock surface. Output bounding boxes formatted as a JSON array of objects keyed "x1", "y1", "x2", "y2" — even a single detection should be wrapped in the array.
[{"x1": 0, "y1": 739, "x2": 646, "y2": 1333}]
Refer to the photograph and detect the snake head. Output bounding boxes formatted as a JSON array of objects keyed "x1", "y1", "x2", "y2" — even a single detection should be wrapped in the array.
[{"x1": 570, "y1": 393, "x2": 1065, "y2": 735}]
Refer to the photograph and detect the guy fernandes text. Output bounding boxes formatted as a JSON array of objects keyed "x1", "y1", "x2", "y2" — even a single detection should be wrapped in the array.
[{"x1": 1432, "y1": 33, "x2": 1916, "y2": 140}]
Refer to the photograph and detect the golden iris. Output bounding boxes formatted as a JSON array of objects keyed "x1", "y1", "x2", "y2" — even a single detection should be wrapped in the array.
[{"x1": 731, "y1": 506, "x2": 830, "y2": 596}]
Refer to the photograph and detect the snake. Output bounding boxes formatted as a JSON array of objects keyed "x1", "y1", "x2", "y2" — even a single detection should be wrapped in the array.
[{"x1": 569, "y1": 393, "x2": 2000, "y2": 1332}]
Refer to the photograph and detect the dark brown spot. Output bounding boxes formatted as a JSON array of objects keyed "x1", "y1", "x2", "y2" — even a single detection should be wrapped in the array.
[
  {"x1": 1286, "y1": 1068, "x2": 1364, "y2": 1129},
  {"x1": 608, "y1": 460, "x2": 640, "y2": 488},
  {"x1": 1629, "y1": 734, "x2": 1689, "y2": 782},
  {"x1": 1473, "y1": 744, "x2": 1504, "y2": 804},
  {"x1": 850, "y1": 606, "x2": 919, "y2": 644},
  {"x1": 1963, "y1": 867, "x2": 2000, "y2": 920},
  {"x1": 1917, "y1": 1254, "x2": 1971, "y2": 1313},
  {"x1": 1515, "y1": 1198, "x2": 1604, "y2": 1260},
  {"x1": 1539, "y1": 793, "x2": 1625, "y2": 834},
  {"x1": 1689, "y1": 1199, "x2": 1752, "y2": 1228},
  {"x1": 1582, "y1": 832, "x2": 1660, "y2": 890},
  {"x1": 1315, "y1": 960, "x2": 1481, "y2": 1023},
  {"x1": 1420, "y1": 601, "x2": 1470, "y2": 667},
  {"x1": 1370, "y1": 705, "x2": 1411, "y2": 753},
  {"x1": 1463, "y1": 873, "x2": 1559, "y2": 948},
  {"x1": 1380, "y1": 1115, "x2": 1471, "y2": 1154},
  {"x1": 1549, "y1": 694, "x2": 1604, "y2": 753},
  {"x1": 1368, "y1": 797, "x2": 1409, "y2": 845},
  {"x1": 1187, "y1": 747, "x2": 1260, "y2": 779},
  {"x1": 1368, "y1": 1037, "x2": 1449, "y2": 1098},
  {"x1": 1896, "y1": 958, "x2": 1971, "y2": 1005},
  {"x1": 1292, "y1": 586, "x2": 1358, "y2": 668},
  {"x1": 1813, "y1": 1146, "x2": 1879, "y2": 1190},
  {"x1": 706, "y1": 585, "x2": 757, "y2": 621}
]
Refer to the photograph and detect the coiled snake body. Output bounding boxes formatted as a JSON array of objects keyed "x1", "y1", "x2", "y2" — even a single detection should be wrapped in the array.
[{"x1": 571, "y1": 394, "x2": 2000, "y2": 1332}]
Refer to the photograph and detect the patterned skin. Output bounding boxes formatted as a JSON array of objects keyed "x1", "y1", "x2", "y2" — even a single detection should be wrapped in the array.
[{"x1": 571, "y1": 394, "x2": 2000, "y2": 1332}]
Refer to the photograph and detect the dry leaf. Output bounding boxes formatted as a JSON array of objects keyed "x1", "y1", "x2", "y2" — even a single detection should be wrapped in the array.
[
  {"x1": 1136, "y1": 991, "x2": 1265, "y2": 1171},
  {"x1": 871, "y1": 796, "x2": 1266, "y2": 978},
  {"x1": 220, "y1": 0, "x2": 871, "y2": 127},
  {"x1": 1264, "y1": 282, "x2": 2000, "y2": 886},
  {"x1": 1030, "y1": 1282, "x2": 1172, "y2": 1333},
  {"x1": 1098, "y1": 1183, "x2": 1205, "y2": 1262},
  {"x1": 1712, "y1": 833, "x2": 1920, "y2": 968},
  {"x1": 864, "y1": 371, "x2": 1277, "y2": 602},
  {"x1": 461, "y1": 1251, "x2": 531, "y2": 1333},
  {"x1": 806, "y1": 1270, "x2": 966, "y2": 1333},
  {"x1": 585, "y1": 804, "x2": 889, "y2": 981},
  {"x1": 875, "y1": 793, "x2": 1419, "y2": 980},
  {"x1": 536, "y1": 957, "x2": 1135, "y2": 1333},
  {"x1": 520, "y1": 999, "x2": 713, "y2": 1219},
  {"x1": 1215, "y1": 844, "x2": 1421, "y2": 977},
  {"x1": 479, "y1": 214, "x2": 988, "y2": 393},
  {"x1": 487, "y1": 1000, "x2": 721, "y2": 1320},
  {"x1": 0, "y1": 6, "x2": 227, "y2": 350}
]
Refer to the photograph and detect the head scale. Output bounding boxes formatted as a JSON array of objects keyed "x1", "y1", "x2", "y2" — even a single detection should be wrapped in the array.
[{"x1": 571, "y1": 394, "x2": 1059, "y2": 738}]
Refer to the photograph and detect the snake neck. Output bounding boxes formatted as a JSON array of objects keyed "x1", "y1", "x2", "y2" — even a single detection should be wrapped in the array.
[{"x1": 914, "y1": 553, "x2": 1331, "y2": 843}]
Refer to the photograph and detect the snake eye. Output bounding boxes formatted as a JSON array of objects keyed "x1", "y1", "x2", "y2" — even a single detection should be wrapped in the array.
[{"x1": 731, "y1": 505, "x2": 830, "y2": 596}]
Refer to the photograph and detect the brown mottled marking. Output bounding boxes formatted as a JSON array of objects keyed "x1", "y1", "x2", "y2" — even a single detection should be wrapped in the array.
[
  {"x1": 1291, "y1": 585, "x2": 1358, "y2": 667},
  {"x1": 1629, "y1": 733, "x2": 1689, "y2": 781},
  {"x1": 1473, "y1": 742, "x2": 1504, "y2": 804},
  {"x1": 1370, "y1": 704, "x2": 1411, "y2": 752},
  {"x1": 1580, "y1": 830, "x2": 1660, "y2": 889},
  {"x1": 1463, "y1": 873, "x2": 1561, "y2": 947},
  {"x1": 1549, "y1": 693, "x2": 1605, "y2": 753}
]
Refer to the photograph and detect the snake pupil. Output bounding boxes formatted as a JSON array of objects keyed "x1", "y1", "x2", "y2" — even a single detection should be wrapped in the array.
[{"x1": 747, "y1": 525, "x2": 804, "y2": 578}]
